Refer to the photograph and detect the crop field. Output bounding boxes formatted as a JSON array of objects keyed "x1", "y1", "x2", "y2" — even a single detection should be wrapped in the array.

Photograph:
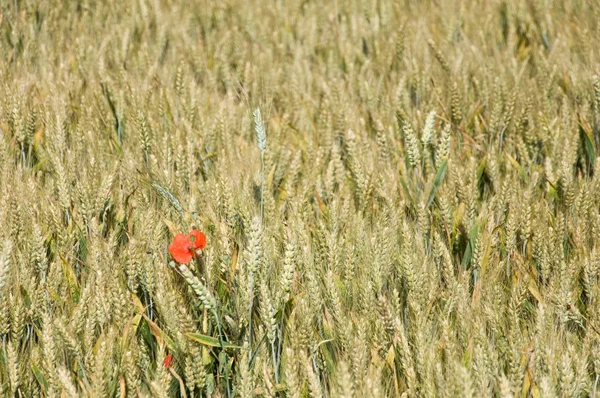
[{"x1": 1, "y1": 0, "x2": 600, "y2": 396}]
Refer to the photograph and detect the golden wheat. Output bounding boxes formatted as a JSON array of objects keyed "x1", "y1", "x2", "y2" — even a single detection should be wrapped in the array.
[{"x1": 0, "y1": 0, "x2": 600, "y2": 397}]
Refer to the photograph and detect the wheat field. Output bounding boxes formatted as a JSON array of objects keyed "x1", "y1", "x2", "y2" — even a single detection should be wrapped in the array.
[{"x1": 1, "y1": 0, "x2": 600, "y2": 397}]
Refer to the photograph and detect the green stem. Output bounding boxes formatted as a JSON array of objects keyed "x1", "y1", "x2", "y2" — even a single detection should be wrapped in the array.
[
  {"x1": 213, "y1": 311, "x2": 232, "y2": 398},
  {"x1": 248, "y1": 280, "x2": 254, "y2": 363},
  {"x1": 260, "y1": 151, "x2": 265, "y2": 224},
  {"x1": 271, "y1": 339, "x2": 280, "y2": 384}
]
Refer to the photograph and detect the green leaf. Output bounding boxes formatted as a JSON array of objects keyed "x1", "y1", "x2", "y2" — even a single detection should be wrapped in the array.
[
  {"x1": 31, "y1": 363, "x2": 48, "y2": 393},
  {"x1": 142, "y1": 314, "x2": 178, "y2": 352},
  {"x1": 461, "y1": 240, "x2": 472, "y2": 270},
  {"x1": 121, "y1": 313, "x2": 142, "y2": 350},
  {"x1": 462, "y1": 223, "x2": 479, "y2": 270},
  {"x1": 185, "y1": 333, "x2": 241, "y2": 349},
  {"x1": 426, "y1": 159, "x2": 448, "y2": 208},
  {"x1": 399, "y1": 176, "x2": 415, "y2": 205},
  {"x1": 505, "y1": 154, "x2": 528, "y2": 182},
  {"x1": 579, "y1": 124, "x2": 596, "y2": 171},
  {"x1": 476, "y1": 156, "x2": 486, "y2": 181}
]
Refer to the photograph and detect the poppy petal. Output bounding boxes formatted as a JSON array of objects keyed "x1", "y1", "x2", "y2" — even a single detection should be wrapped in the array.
[
  {"x1": 168, "y1": 234, "x2": 193, "y2": 264},
  {"x1": 189, "y1": 230, "x2": 206, "y2": 250},
  {"x1": 164, "y1": 353, "x2": 173, "y2": 368}
]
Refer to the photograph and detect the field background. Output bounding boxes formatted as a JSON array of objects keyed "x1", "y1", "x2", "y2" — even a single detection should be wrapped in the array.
[{"x1": 1, "y1": 0, "x2": 600, "y2": 396}]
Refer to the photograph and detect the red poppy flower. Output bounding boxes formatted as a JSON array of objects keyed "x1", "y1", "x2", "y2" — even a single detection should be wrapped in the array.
[
  {"x1": 164, "y1": 353, "x2": 173, "y2": 368},
  {"x1": 168, "y1": 230, "x2": 206, "y2": 264},
  {"x1": 188, "y1": 229, "x2": 206, "y2": 250}
]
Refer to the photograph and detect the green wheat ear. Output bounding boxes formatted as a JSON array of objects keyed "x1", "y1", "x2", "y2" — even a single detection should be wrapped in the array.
[
  {"x1": 253, "y1": 108, "x2": 267, "y2": 152},
  {"x1": 253, "y1": 108, "x2": 267, "y2": 224},
  {"x1": 151, "y1": 183, "x2": 185, "y2": 214}
]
